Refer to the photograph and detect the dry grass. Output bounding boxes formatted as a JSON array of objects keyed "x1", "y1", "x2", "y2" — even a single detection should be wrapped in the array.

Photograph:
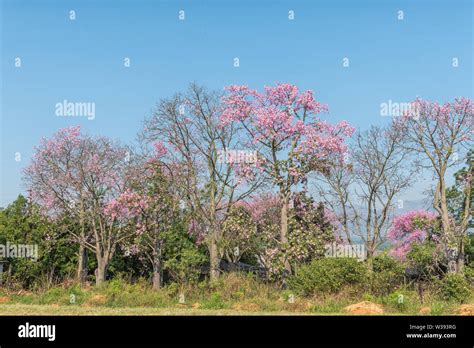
[{"x1": 0, "y1": 303, "x2": 327, "y2": 316}]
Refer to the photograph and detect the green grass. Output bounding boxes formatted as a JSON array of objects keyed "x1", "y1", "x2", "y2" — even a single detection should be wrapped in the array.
[
  {"x1": 0, "y1": 273, "x2": 472, "y2": 316},
  {"x1": 0, "y1": 303, "x2": 331, "y2": 316}
]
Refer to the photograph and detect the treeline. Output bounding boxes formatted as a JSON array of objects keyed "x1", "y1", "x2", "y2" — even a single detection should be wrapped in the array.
[{"x1": 0, "y1": 83, "x2": 472, "y2": 293}]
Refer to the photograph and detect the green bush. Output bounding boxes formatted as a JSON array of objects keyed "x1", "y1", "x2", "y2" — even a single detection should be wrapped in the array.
[
  {"x1": 386, "y1": 290, "x2": 411, "y2": 312},
  {"x1": 369, "y1": 254, "x2": 405, "y2": 296},
  {"x1": 287, "y1": 257, "x2": 367, "y2": 295},
  {"x1": 0, "y1": 195, "x2": 78, "y2": 290},
  {"x1": 162, "y1": 225, "x2": 207, "y2": 285},
  {"x1": 440, "y1": 273, "x2": 471, "y2": 303},
  {"x1": 464, "y1": 266, "x2": 474, "y2": 286},
  {"x1": 91, "y1": 278, "x2": 171, "y2": 307},
  {"x1": 464, "y1": 233, "x2": 474, "y2": 267},
  {"x1": 406, "y1": 241, "x2": 444, "y2": 278},
  {"x1": 201, "y1": 292, "x2": 226, "y2": 309}
]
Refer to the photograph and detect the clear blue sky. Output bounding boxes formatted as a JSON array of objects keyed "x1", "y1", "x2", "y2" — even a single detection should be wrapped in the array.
[{"x1": 1, "y1": 0, "x2": 472, "y2": 207}]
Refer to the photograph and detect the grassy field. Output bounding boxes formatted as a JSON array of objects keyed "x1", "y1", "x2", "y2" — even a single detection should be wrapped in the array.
[
  {"x1": 0, "y1": 303, "x2": 326, "y2": 316},
  {"x1": 1, "y1": 273, "x2": 472, "y2": 316},
  {"x1": 0, "y1": 303, "x2": 472, "y2": 316}
]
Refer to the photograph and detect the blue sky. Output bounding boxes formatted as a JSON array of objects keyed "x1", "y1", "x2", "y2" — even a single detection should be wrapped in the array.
[{"x1": 1, "y1": 0, "x2": 472, "y2": 207}]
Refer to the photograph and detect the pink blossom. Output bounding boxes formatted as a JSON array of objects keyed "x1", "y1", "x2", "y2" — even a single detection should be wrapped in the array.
[
  {"x1": 221, "y1": 83, "x2": 354, "y2": 186},
  {"x1": 153, "y1": 141, "x2": 168, "y2": 158},
  {"x1": 388, "y1": 210, "x2": 438, "y2": 259}
]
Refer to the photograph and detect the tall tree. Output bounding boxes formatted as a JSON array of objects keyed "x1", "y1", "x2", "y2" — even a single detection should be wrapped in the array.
[
  {"x1": 23, "y1": 126, "x2": 89, "y2": 285},
  {"x1": 446, "y1": 149, "x2": 473, "y2": 271},
  {"x1": 317, "y1": 125, "x2": 413, "y2": 260},
  {"x1": 221, "y1": 83, "x2": 353, "y2": 275},
  {"x1": 118, "y1": 146, "x2": 184, "y2": 289},
  {"x1": 25, "y1": 126, "x2": 135, "y2": 284},
  {"x1": 395, "y1": 98, "x2": 473, "y2": 272},
  {"x1": 142, "y1": 84, "x2": 260, "y2": 280}
]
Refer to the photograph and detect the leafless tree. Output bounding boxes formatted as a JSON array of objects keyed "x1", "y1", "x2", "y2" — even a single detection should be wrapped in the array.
[
  {"x1": 316, "y1": 125, "x2": 413, "y2": 261},
  {"x1": 141, "y1": 83, "x2": 262, "y2": 280},
  {"x1": 396, "y1": 99, "x2": 473, "y2": 272}
]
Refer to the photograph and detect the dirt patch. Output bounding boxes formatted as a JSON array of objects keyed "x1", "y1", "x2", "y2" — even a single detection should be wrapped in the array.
[
  {"x1": 0, "y1": 296, "x2": 12, "y2": 303},
  {"x1": 284, "y1": 300, "x2": 314, "y2": 312},
  {"x1": 456, "y1": 304, "x2": 474, "y2": 316},
  {"x1": 85, "y1": 294, "x2": 107, "y2": 306},
  {"x1": 344, "y1": 301, "x2": 384, "y2": 315},
  {"x1": 192, "y1": 303, "x2": 201, "y2": 309},
  {"x1": 419, "y1": 307, "x2": 431, "y2": 315},
  {"x1": 231, "y1": 302, "x2": 261, "y2": 312}
]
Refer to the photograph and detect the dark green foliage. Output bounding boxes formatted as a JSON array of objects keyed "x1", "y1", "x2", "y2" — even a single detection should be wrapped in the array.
[
  {"x1": 440, "y1": 273, "x2": 471, "y2": 303},
  {"x1": 464, "y1": 233, "x2": 474, "y2": 267},
  {"x1": 0, "y1": 195, "x2": 77, "y2": 289},
  {"x1": 406, "y1": 241, "x2": 445, "y2": 279},
  {"x1": 369, "y1": 254, "x2": 405, "y2": 296},
  {"x1": 287, "y1": 257, "x2": 367, "y2": 295},
  {"x1": 162, "y1": 222, "x2": 207, "y2": 284}
]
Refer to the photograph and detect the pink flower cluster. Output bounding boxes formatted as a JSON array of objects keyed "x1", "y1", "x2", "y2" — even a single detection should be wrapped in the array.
[
  {"x1": 103, "y1": 189, "x2": 148, "y2": 222},
  {"x1": 297, "y1": 120, "x2": 354, "y2": 159},
  {"x1": 323, "y1": 207, "x2": 342, "y2": 234},
  {"x1": 221, "y1": 83, "x2": 354, "y2": 183},
  {"x1": 153, "y1": 141, "x2": 168, "y2": 158},
  {"x1": 32, "y1": 126, "x2": 81, "y2": 161},
  {"x1": 394, "y1": 97, "x2": 473, "y2": 144},
  {"x1": 388, "y1": 210, "x2": 438, "y2": 259},
  {"x1": 236, "y1": 193, "x2": 281, "y2": 223},
  {"x1": 188, "y1": 218, "x2": 205, "y2": 245}
]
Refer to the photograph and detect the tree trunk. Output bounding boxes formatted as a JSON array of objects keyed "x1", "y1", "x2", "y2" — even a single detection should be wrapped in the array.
[
  {"x1": 95, "y1": 258, "x2": 108, "y2": 286},
  {"x1": 436, "y1": 176, "x2": 459, "y2": 273},
  {"x1": 366, "y1": 255, "x2": 374, "y2": 273},
  {"x1": 152, "y1": 241, "x2": 163, "y2": 290},
  {"x1": 457, "y1": 239, "x2": 465, "y2": 274},
  {"x1": 209, "y1": 232, "x2": 220, "y2": 281},
  {"x1": 152, "y1": 267, "x2": 162, "y2": 290},
  {"x1": 280, "y1": 195, "x2": 292, "y2": 275},
  {"x1": 76, "y1": 245, "x2": 88, "y2": 286},
  {"x1": 77, "y1": 195, "x2": 88, "y2": 286}
]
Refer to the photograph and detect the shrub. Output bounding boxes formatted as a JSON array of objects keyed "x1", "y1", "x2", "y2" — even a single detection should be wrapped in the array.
[
  {"x1": 0, "y1": 195, "x2": 78, "y2": 291},
  {"x1": 201, "y1": 292, "x2": 226, "y2": 309},
  {"x1": 91, "y1": 278, "x2": 170, "y2": 307},
  {"x1": 369, "y1": 254, "x2": 405, "y2": 296},
  {"x1": 386, "y1": 290, "x2": 411, "y2": 312},
  {"x1": 464, "y1": 266, "x2": 474, "y2": 286},
  {"x1": 208, "y1": 273, "x2": 278, "y2": 302},
  {"x1": 287, "y1": 258, "x2": 367, "y2": 296},
  {"x1": 162, "y1": 226, "x2": 207, "y2": 285},
  {"x1": 406, "y1": 241, "x2": 444, "y2": 279},
  {"x1": 464, "y1": 233, "x2": 474, "y2": 267},
  {"x1": 440, "y1": 273, "x2": 471, "y2": 303}
]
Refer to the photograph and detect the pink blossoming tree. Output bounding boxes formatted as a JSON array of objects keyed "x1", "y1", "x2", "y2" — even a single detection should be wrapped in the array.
[
  {"x1": 387, "y1": 210, "x2": 439, "y2": 260},
  {"x1": 118, "y1": 147, "x2": 186, "y2": 289},
  {"x1": 141, "y1": 84, "x2": 261, "y2": 280},
  {"x1": 24, "y1": 126, "x2": 136, "y2": 285},
  {"x1": 221, "y1": 83, "x2": 354, "y2": 274}
]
